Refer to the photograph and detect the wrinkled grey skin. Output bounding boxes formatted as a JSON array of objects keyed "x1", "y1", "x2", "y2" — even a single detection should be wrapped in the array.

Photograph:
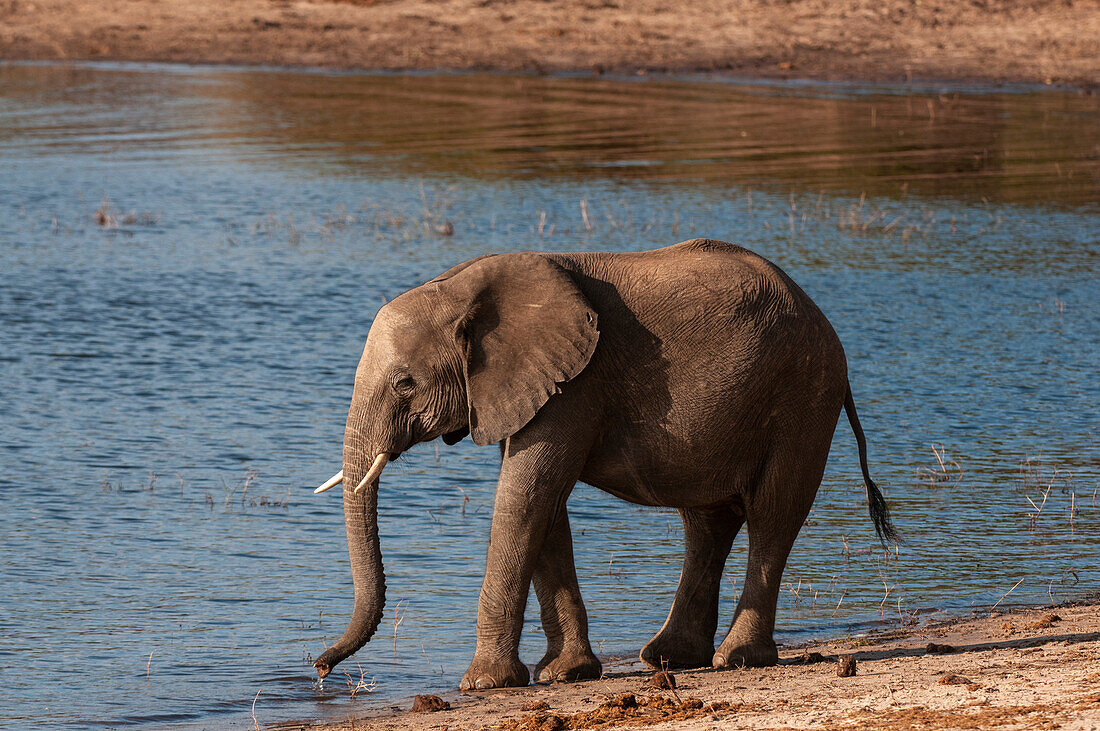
[{"x1": 313, "y1": 239, "x2": 897, "y2": 690}]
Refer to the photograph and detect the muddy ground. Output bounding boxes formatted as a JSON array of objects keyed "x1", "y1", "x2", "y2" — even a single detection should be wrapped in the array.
[
  {"x1": 277, "y1": 600, "x2": 1100, "y2": 730},
  {"x1": 2, "y1": 0, "x2": 1098, "y2": 87}
]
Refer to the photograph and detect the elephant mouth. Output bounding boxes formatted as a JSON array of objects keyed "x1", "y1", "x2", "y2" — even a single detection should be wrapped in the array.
[{"x1": 442, "y1": 426, "x2": 469, "y2": 445}]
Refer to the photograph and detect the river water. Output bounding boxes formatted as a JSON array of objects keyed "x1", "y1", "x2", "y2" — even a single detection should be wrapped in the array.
[{"x1": 0, "y1": 63, "x2": 1096, "y2": 728}]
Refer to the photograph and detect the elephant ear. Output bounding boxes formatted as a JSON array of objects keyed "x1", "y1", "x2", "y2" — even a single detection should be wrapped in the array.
[{"x1": 445, "y1": 253, "x2": 599, "y2": 447}]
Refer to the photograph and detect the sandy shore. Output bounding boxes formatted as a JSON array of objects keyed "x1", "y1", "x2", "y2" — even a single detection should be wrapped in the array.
[
  {"x1": 276, "y1": 600, "x2": 1100, "y2": 730},
  {"x1": 2, "y1": 0, "x2": 1098, "y2": 87}
]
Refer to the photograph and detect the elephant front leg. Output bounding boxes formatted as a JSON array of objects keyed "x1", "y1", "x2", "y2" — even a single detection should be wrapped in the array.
[
  {"x1": 642, "y1": 505, "x2": 742, "y2": 669},
  {"x1": 460, "y1": 434, "x2": 587, "y2": 691},
  {"x1": 533, "y1": 508, "x2": 601, "y2": 683},
  {"x1": 458, "y1": 488, "x2": 535, "y2": 691}
]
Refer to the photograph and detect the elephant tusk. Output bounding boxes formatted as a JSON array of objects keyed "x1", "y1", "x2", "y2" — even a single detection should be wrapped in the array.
[
  {"x1": 314, "y1": 470, "x2": 344, "y2": 494},
  {"x1": 354, "y1": 453, "x2": 390, "y2": 493}
]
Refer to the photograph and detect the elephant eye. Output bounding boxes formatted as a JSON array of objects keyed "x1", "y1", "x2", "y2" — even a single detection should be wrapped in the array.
[{"x1": 392, "y1": 374, "x2": 416, "y2": 394}]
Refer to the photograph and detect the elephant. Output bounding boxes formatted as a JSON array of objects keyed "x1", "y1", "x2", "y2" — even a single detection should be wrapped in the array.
[{"x1": 310, "y1": 238, "x2": 897, "y2": 690}]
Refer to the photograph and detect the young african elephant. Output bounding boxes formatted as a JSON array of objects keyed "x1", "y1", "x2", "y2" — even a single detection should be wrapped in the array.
[{"x1": 311, "y1": 238, "x2": 898, "y2": 690}]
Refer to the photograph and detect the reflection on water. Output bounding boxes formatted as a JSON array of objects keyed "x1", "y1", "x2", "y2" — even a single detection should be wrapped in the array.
[
  {"x1": 0, "y1": 63, "x2": 1096, "y2": 728},
  {"x1": 3, "y1": 65, "x2": 1098, "y2": 204}
]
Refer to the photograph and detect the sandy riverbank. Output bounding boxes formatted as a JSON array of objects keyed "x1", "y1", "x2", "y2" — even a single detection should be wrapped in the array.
[
  {"x1": 1, "y1": 0, "x2": 1098, "y2": 87},
  {"x1": 277, "y1": 600, "x2": 1100, "y2": 730}
]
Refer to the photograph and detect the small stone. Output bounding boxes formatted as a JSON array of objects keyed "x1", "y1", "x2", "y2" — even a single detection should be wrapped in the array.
[
  {"x1": 648, "y1": 669, "x2": 677, "y2": 689},
  {"x1": 837, "y1": 654, "x2": 857, "y2": 677},
  {"x1": 411, "y1": 694, "x2": 450, "y2": 712}
]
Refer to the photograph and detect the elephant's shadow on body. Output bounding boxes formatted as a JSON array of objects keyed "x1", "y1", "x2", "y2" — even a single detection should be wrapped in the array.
[{"x1": 575, "y1": 270, "x2": 676, "y2": 458}]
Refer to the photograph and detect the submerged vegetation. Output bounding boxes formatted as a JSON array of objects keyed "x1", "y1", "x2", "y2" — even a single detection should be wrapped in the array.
[
  {"x1": 98, "y1": 467, "x2": 291, "y2": 510},
  {"x1": 31, "y1": 182, "x2": 1090, "y2": 281},
  {"x1": 916, "y1": 443, "x2": 964, "y2": 488}
]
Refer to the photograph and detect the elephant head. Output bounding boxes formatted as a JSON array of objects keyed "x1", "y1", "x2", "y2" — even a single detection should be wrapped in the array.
[{"x1": 312, "y1": 253, "x2": 598, "y2": 678}]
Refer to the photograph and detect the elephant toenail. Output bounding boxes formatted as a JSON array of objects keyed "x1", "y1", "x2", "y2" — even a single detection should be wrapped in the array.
[
  {"x1": 475, "y1": 676, "x2": 494, "y2": 690},
  {"x1": 712, "y1": 653, "x2": 728, "y2": 668},
  {"x1": 538, "y1": 668, "x2": 552, "y2": 682}
]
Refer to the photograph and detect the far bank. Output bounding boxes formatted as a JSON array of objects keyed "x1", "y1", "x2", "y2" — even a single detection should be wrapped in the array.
[{"x1": 2, "y1": 0, "x2": 1098, "y2": 88}]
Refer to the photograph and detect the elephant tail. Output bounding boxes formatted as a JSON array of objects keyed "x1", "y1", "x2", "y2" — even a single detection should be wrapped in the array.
[{"x1": 844, "y1": 385, "x2": 900, "y2": 546}]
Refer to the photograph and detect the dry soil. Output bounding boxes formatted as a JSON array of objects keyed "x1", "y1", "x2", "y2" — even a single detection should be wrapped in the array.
[
  {"x1": 1, "y1": 0, "x2": 1098, "y2": 86},
  {"x1": 277, "y1": 600, "x2": 1100, "y2": 730}
]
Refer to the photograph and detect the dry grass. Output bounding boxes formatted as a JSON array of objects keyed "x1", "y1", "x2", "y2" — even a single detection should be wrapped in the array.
[
  {"x1": 92, "y1": 196, "x2": 160, "y2": 229},
  {"x1": 990, "y1": 577, "x2": 1026, "y2": 612},
  {"x1": 918, "y1": 443, "x2": 964, "y2": 487},
  {"x1": 346, "y1": 663, "x2": 379, "y2": 698},
  {"x1": 208, "y1": 467, "x2": 290, "y2": 510},
  {"x1": 392, "y1": 599, "x2": 408, "y2": 658},
  {"x1": 837, "y1": 703, "x2": 1065, "y2": 730},
  {"x1": 1018, "y1": 456, "x2": 1082, "y2": 531}
]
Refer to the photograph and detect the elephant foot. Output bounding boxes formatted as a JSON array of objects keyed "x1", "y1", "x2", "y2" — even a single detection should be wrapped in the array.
[
  {"x1": 535, "y1": 645, "x2": 602, "y2": 683},
  {"x1": 641, "y1": 632, "x2": 714, "y2": 669},
  {"x1": 459, "y1": 655, "x2": 530, "y2": 691},
  {"x1": 712, "y1": 639, "x2": 778, "y2": 669}
]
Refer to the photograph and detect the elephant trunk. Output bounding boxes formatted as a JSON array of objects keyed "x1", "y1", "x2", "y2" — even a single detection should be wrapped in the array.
[{"x1": 314, "y1": 458, "x2": 385, "y2": 679}]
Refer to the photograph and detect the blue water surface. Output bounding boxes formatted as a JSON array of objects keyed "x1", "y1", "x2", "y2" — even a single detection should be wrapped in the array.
[{"x1": 0, "y1": 63, "x2": 1096, "y2": 728}]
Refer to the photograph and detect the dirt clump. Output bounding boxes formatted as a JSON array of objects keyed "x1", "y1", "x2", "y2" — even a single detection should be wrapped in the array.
[
  {"x1": 647, "y1": 670, "x2": 676, "y2": 689},
  {"x1": 791, "y1": 650, "x2": 830, "y2": 665},
  {"x1": 939, "y1": 673, "x2": 971, "y2": 685},
  {"x1": 520, "y1": 700, "x2": 551, "y2": 712},
  {"x1": 938, "y1": 673, "x2": 983, "y2": 691},
  {"x1": 1028, "y1": 614, "x2": 1062, "y2": 630},
  {"x1": 927, "y1": 642, "x2": 959, "y2": 654},
  {"x1": 503, "y1": 713, "x2": 567, "y2": 731},
  {"x1": 497, "y1": 693, "x2": 743, "y2": 730},
  {"x1": 411, "y1": 694, "x2": 450, "y2": 712},
  {"x1": 837, "y1": 655, "x2": 857, "y2": 677}
]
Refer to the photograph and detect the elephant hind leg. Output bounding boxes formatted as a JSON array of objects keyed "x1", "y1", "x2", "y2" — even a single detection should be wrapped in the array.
[
  {"x1": 711, "y1": 526, "x2": 789, "y2": 669},
  {"x1": 533, "y1": 507, "x2": 601, "y2": 683},
  {"x1": 713, "y1": 447, "x2": 826, "y2": 669},
  {"x1": 641, "y1": 504, "x2": 743, "y2": 669}
]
